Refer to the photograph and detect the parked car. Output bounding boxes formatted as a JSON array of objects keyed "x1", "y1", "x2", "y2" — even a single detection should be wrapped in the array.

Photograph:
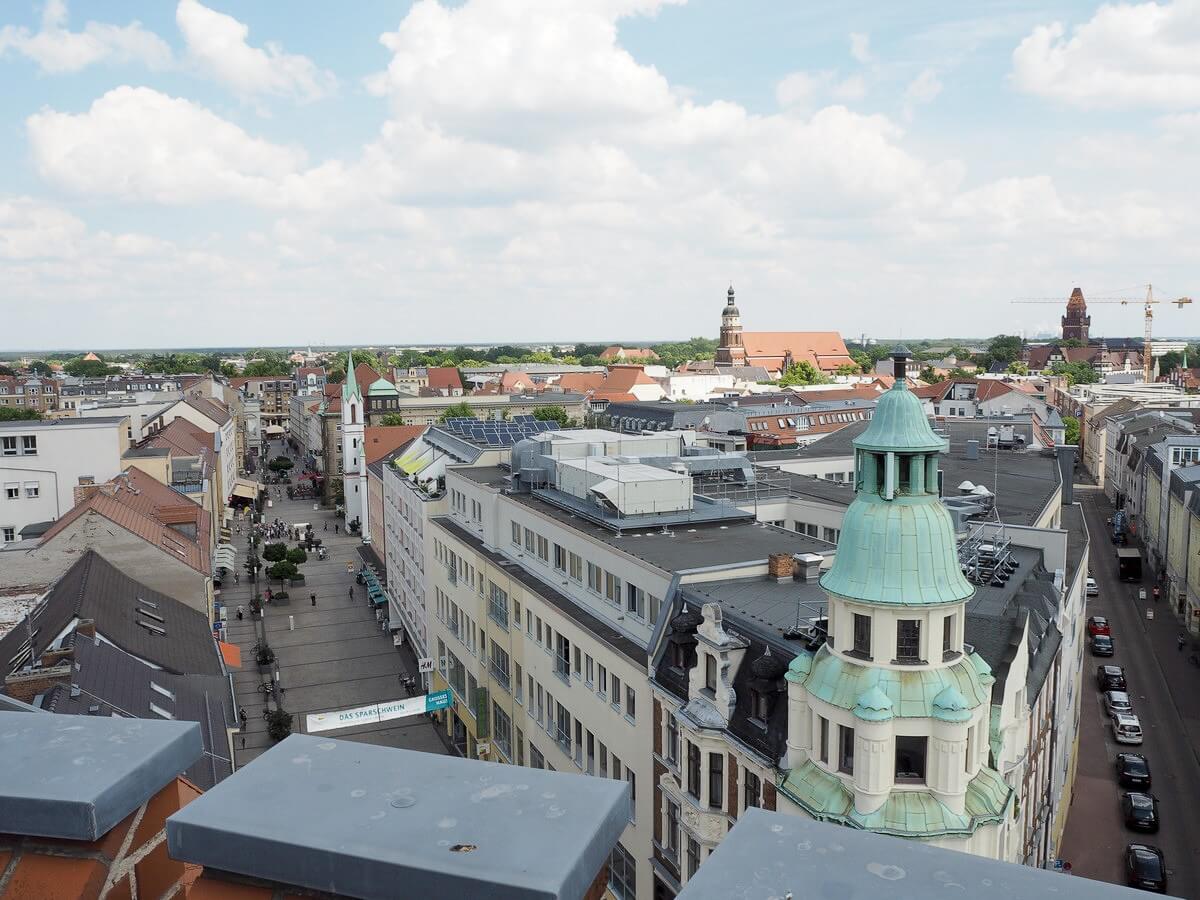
[
  {"x1": 1112, "y1": 714, "x2": 1144, "y2": 746},
  {"x1": 1116, "y1": 753, "x2": 1152, "y2": 789},
  {"x1": 1087, "y1": 577, "x2": 1099, "y2": 597},
  {"x1": 1092, "y1": 634, "x2": 1115, "y2": 657},
  {"x1": 1122, "y1": 792, "x2": 1159, "y2": 833},
  {"x1": 1124, "y1": 843, "x2": 1167, "y2": 893},
  {"x1": 1088, "y1": 615, "x2": 1111, "y2": 636},
  {"x1": 1105, "y1": 690, "x2": 1134, "y2": 717},
  {"x1": 1097, "y1": 665, "x2": 1127, "y2": 692}
]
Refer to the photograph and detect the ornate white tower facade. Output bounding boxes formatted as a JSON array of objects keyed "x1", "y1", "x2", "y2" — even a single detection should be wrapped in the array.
[
  {"x1": 777, "y1": 347, "x2": 1014, "y2": 860},
  {"x1": 340, "y1": 350, "x2": 366, "y2": 529}
]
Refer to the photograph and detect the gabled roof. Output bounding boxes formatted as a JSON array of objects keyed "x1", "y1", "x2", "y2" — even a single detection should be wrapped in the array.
[
  {"x1": 557, "y1": 372, "x2": 608, "y2": 392},
  {"x1": 39, "y1": 469, "x2": 212, "y2": 577},
  {"x1": 181, "y1": 396, "x2": 230, "y2": 426},
  {"x1": 740, "y1": 331, "x2": 854, "y2": 371},
  {"x1": 499, "y1": 370, "x2": 536, "y2": 392},
  {"x1": 140, "y1": 417, "x2": 214, "y2": 460},
  {"x1": 427, "y1": 367, "x2": 462, "y2": 391},
  {"x1": 0, "y1": 550, "x2": 222, "y2": 677},
  {"x1": 604, "y1": 365, "x2": 658, "y2": 393},
  {"x1": 296, "y1": 367, "x2": 324, "y2": 377},
  {"x1": 363, "y1": 425, "x2": 426, "y2": 465},
  {"x1": 974, "y1": 380, "x2": 1020, "y2": 402}
]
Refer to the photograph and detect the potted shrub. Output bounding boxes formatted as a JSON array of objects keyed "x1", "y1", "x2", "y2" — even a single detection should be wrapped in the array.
[
  {"x1": 256, "y1": 643, "x2": 275, "y2": 666},
  {"x1": 286, "y1": 547, "x2": 307, "y2": 565},
  {"x1": 266, "y1": 708, "x2": 293, "y2": 742},
  {"x1": 262, "y1": 543, "x2": 288, "y2": 563}
]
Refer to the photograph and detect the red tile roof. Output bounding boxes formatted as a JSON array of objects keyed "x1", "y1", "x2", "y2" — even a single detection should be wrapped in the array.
[
  {"x1": 427, "y1": 367, "x2": 461, "y2": 391},
  {"x1": 739, "y1": 331, "x2": 854, "y2": 373},
  {"x1": 499, "y1": 371, "x2": 537, "y2": 393},
  {"x1": 557, "y1": 372, "x2": 607, "y2": 392},
  {"x1": 40, "y1": 468, "x2": 211, "y2": 576},
  {"x1": 363, "y1": 425, "x2": 426, "y2": 464},
  {"x1": 603, "y1": 365, "x2": 657, "y2": 393},
  {"x1": 600, "y1": 346, "x2": 657, "y2": 360}
]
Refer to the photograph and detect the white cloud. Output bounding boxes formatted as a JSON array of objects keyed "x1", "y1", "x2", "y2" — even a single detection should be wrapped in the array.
[
  {"x1": 776, "y1": 70, "x2": 867, "y2": 109},
  {"x1": 1012, "y1": 1, "x2": 1200, "y2": 109},
  {"x1": 176, "y1": 0, "x2": 335, "y2": 102},
  {"x1": 0, "y1": 196, "x2": 86, "y2": 259},
  {"x1": 26, "y1": 86, "x2": 308, "y2": 205},
  {"x1": 0, "y1": 0, "x2": 171, "y2": 73},
  {"x1": 849, "y1": 31, "x2": 872, "y2": 63},
  {"x1": 904, "y1": 68, "x2": 943, "y2": 105}
]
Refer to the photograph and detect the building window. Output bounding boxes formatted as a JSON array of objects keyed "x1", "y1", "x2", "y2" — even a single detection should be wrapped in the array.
[
  {"x1": 555, "y1": 634, "x2": 570, "y2": 680},
  {"x1": 604, "y1": 571, "x2": 622, "y2": 605},
  {"x1": 585, "y1": 654, "x2": 594, "y2": 685},
  {"x1": 704, "y1": 654, "x2": 716, "y2": 693},
  {"x1": 24, "y1": 483, "x2": 38, "y2": 499},
  {"x1": 21, "y1": 436, "x2": 36, "y2": 455},
  {"x1": 587, "y1": 562, "x2": 602, "y2": 593},
  {"x1": 750, "y1": 688, "x2": 769, "y2": 722},
  {"x1": 687, "y1": 743, "x2": 701, "y2": 799},
  {"x1": 895, "y1": 736, "x2": 927, "y2": 783},
  {"x1": 537, "y1": 535, "x2": 549, "y2": 562},
  {"x1": 625, "y1": 768, "x2": 636, "y2": 821},
  {"x1": 1, "y1": 527, "x2": 14, "y2": 543},
  {"x1": 744, "y1": 770, "x2": 760, "y2": 810},
  {"x1": 487, "y1": 583, "x2": 509, "y2": 628},
  {"x1": 1, "y1": 437, "x2": 17, "y2": 456},
  {"x1": 819, "y1": 716, "x2": 829, "y2": 763},
  {"x1": 666, "y1": 713, "x2": 679, "y2": 764},
  {"x1": 626, "y1": 583, "x2": 646, "y2": 618},
  {"x1": 625, "y1": 685, "x2": 635, "y2": 721},
  {"x1": 942, "y1": 614, "x2": 955, "y2": 657},
  {"x1": 852, "y1": 613, "x2": 871, "y2": 657},
  {"x1": 492, "y1": 702, "x2": 512, "y2": 759},
  {"x1": 553, "y1": 543, "x2": 566, "y2": 572},
  {"x1": 596, "y1": 664, "x2": 607, "y2": 698},
  {"x1": 489, "y1": 641, "x2": 511, "y2": 693},
  {"x1": 896, "y1": 619, "x2": 921, "y2": 663},
  {"x1": 608, "y1": 843, "x2": 636, "y2": 900},
  {"x1": 511, "y1": 521, "x2": 520, "y2": 545},
  {"x1": 569, "y1": 552, "x2": 582, "y2": 582},
  {"x1": 4, "y1": 485, "x2": 17, "y2": 500},
  {"x1": 838, "y1": 725, "x2": 855, "y2": 774},
  {"x1": 611, "y1": 674, "x2": 621, "y2": 709},
  {"x1": 687, "y1": 836, "x2": 700, "y2": 879},
  {"x1": 666, "y1": 800, "x2": 680, "y2": 861},
  {"x1": 708, "y1": 753, "x2": 723, "y2": 810}
]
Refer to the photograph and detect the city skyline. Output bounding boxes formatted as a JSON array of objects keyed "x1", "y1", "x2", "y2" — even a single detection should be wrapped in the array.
[{"x1": 2, "y1": 1, "x2": 1197, "y2": 347}]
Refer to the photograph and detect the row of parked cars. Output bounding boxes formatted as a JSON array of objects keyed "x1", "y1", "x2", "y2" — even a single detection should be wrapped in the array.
[{"x1": 1089, "y1": 614, "x2": 1168, "y2": 893}]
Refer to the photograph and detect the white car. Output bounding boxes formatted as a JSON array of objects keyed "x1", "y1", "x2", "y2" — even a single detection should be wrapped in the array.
[
  {"x1": 1105, "y1": 691, "x2": 1133, "y2": 717},
  {"x1": 1086, "y1": 577, "x2": 1099, "y2": 597},
  {"x1": 1112, "y1": 713, "x2": 1143, "y2": 745}
]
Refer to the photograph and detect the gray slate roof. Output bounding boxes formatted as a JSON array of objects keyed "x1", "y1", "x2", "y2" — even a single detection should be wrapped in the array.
[{"x1": 0, "y1": 550, "x2": 224, "y2": 677}]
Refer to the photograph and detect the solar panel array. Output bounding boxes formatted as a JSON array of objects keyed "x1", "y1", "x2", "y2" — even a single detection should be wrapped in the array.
[{"x1": 440, "y1": 415, "x2": 560, "y2": 447}]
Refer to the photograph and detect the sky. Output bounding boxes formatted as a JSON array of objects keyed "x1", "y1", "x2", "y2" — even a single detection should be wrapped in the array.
[{"x1": 1, "y1": 0, "x2": 1198, "y2": 350}]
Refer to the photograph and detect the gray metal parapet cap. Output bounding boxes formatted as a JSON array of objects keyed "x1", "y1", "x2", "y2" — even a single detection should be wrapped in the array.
[
  {"x1": 166, "y1": 734, "x2": 631, "y2": 900},
  {"x1": 0, "y1": 711, "x2": 202, "y2": 841},
  {"x1": 679, "y1": 808, "x2": 1177, "y2": 900}
]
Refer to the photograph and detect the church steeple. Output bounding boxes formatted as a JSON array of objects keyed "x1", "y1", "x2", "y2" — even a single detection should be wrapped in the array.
[
  {"x1": 343, "y1": 349, "x2": 361, "y2": 402},
  {"x1": 1062, "y1": 287, "x2": 1090, "y2": 343},
  {"x1": 715, "y1": 285, "x2": 746, "y2": 366}
]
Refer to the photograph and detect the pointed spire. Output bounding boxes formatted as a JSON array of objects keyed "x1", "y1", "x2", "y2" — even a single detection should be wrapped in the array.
[{"x1": 343, "y1": 349, "x2": 361, "y2": 402}]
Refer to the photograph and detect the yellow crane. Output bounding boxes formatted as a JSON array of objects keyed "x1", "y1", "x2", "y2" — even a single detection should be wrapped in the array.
[{"x1": 1012, "y1": 285, "x2": 1192, "y2": 382}]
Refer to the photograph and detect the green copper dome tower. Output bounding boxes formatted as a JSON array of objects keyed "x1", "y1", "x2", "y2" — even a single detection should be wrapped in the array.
[{"x1": 819, "y1": 346, "x2": 974, "y2": 606}]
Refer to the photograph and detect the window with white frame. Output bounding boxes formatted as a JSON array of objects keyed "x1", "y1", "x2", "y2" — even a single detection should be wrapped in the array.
[{"x1": 23, "y1": 482, "x2": 38, "y2": 499}]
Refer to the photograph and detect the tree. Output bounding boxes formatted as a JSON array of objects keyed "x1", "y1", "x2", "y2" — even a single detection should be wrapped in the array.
[
  {"x1": 834, "y1": 363, "x2": 861, "y2": 377},
  {"x1": 268, "y1": 456, "x2": 294, "y2": 472},
  {"x1": 0, "y1": 407, "x2": 42, "y2": 421},
  {"x1": 267, "y1": 560, "x2": 298, "y2": 583},
  {"x1": 438, "y1": 402, "x2": 475, "y2": 422},
  {"x1": 262, "y1": 543, "x2": 288, "y2": 563},
  {"x1": 1060, "y1": 338, "x2": 1085, "y2": 349},
  {"x1": 64, "y1": 357, "x2": 117, "y2": 377},
  {"x1": 777, "y1": 361, "x2": 830, "y2": 387},
  {"x1": 1063, "y1": 415, "x2": 1080, "y2": 447},
  {"x1": 265, "y1": 708, "x2": 293, "y2": 742},
  {"x1": 918, "y1": 366, "x2": 943, "y2": 384},
  {"x1": 532, "y1": 406, "x2": 569, "y2": 426},
  {"x1": 986, "y1": 335, "x2": 1024, "y2": 365},
  {"x1": 242, "y1": 350, "x2": 293, "y2": 377},
  {"x1": 0, "y1": 364, "x2": 13, "y2": 376},
  {"x1": 286, "y1": 547, "x2": 308, "y2": 565},
  {"x1": 27, "y1": 361, "x2": 52, "y2": 376},
  {"x1": 379, "y1": 413, "x2": 409, "y2": 426},
  {"x1": 1050, "y1": 361, "x2": 1099, "y2": 386},
  {"x1": 850, "y1": 351, "x2": 873, "y2": 374},
  {"x1": 1006, "y1": 361, "x2": 1030, "y2": 376}
]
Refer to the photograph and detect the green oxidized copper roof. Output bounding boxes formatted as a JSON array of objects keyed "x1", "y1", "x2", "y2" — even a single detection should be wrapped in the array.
[
  {"x1": 779, "y1": 761, "x2": 1012, "y2": 837},
  {"x1": 343, "y1": 349, "x2": 360, "y2": 402},
  {"x1": 797, "y1": 645, "x2": 991, "y2": 717},
  {"x1": 819, "y1": 372, "x2": 973, "y2": 607},
  {"x1": 932, "y1": 685, "x2": 972, "y2": 723},
  {"x1": 854, "y1": 685, "x2": 894, "y2": 722},
  {"x1": 853, "y1": 379, "x2": 947, "y2": 453},
  {"x1": 368, "y1": 377, "x2": 399, "y2": 397}
]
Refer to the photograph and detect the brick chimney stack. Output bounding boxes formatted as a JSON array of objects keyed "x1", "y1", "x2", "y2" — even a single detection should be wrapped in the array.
[
  {"x1": 768, "y1": 553, "x2": 794, "y2": 582},
  {"x1": 4, "y1": 663, "x2": 72, "y2": 703}
]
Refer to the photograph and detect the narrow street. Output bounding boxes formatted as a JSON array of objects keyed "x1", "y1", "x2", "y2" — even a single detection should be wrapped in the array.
[
  {"x1": 220, "y1": 444, "x2": 446, "y2": 767},
  {"x1": 1059, "y1": 484, "x2": 1200, "y2": 898}
]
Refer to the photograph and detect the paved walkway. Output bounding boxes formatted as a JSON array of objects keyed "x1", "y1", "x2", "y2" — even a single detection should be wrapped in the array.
[{"x1": 221, "y1": 463, "x2": 446, "y2": 766}]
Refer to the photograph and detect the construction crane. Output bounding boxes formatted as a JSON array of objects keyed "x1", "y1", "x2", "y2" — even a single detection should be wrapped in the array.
[{"x1": 1013, "y1": 284, "x2": 1192, "y2": 382}]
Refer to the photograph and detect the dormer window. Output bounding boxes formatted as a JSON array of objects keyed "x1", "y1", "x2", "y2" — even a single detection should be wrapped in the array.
[
  {"x1": 704, "y1": 654, "x2": 716, "y2": 693},
  {"x1": 750, "y1": 688, "x2": 769, "y2": 722}
]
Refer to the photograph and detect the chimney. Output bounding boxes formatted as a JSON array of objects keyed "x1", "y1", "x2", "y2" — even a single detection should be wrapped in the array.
[
  {"x1": 768, "y1": 553, "x2": 793, "y2": 582},
  {"x1": 892, "y1": 345, "x2": 912, "y2": 381},
  {"x1": 1056, "y1": 444, "x2": 1076, "y2": 506},
  {"x1": 794, "y1": 552, "x2": 823, "y2": 583},
  {"x1": 75, "y1": 619, "x2": 96, "y2": 639},
  {"x1": 73, "y1": 483, "x2": 101, "y2": 505},
  {"x1": 4, "y1": 663, "x2": 72, "y2": 703}
]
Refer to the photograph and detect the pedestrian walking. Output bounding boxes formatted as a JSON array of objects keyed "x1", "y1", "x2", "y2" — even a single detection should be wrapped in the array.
[
  {"x1": 335, "y1": 523, "x2": 339, "y2": 534},
  {"x1": 236, "y1": 605, "x2": 244, "y2": 621},
  {"x1": 239, "y1": 706, "x2": 248, "y2": 727},
  {"x1": 234, "y1": 571, "x2": 239, "y2": 583},
  {"x1": 348, "y1": 587, "x2": 354, "y2": 601},
  {"x1": 1178, "y1": 634, "x2": 1186, "y2": 652},
  {"x1": 324, "y1": 521, "x2": 328, "y2": 532},
  {"x1": 311, "y1": 593, "x2": 317, "y2": 607}
]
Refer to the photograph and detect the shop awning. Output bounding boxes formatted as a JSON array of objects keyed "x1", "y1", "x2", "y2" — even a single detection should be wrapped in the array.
[
  {"x1": 230, "y1": 479, "x2": 261, "y2": 500},
  {"x1": 214, "y1": 545, "x2": 237, "y2": 571},
  {"x1": 264, "y1": 425, "x2": 285, "y2": 435},
  {"x1": 218, "y1": 641, "x2": 242, "y2": 668}
]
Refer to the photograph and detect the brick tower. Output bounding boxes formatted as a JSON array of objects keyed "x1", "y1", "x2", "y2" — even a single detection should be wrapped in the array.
[{"x1": 1062, "y1": 288, "x2": 1090, "y2": 343}]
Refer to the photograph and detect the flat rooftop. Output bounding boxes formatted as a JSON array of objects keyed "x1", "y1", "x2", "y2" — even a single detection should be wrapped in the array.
[
  {"x1": 0, "y1": 710, "x2": 201, "y2": 841},
  {"x1": 680, "y1": 807, "x2": 1146, "y2": 900},
  {"x1": 683, "y1": 576, "x2": 829, "y2": 647},
  {"x1": 454, "y1": 464, "x2": 511, "y2": 488},
  {"x1": 941, "y1": 446, "x2": 1060, "y2": 526},
  {"x1": 0, "y1": 416, "x2": 128, "y2": 429},
  {"x1": 509, "y1": 491, "x2": 834, "y2": 572},
  {"x1": 167, "y1": 733, "x2": 630, "y2": 900}
]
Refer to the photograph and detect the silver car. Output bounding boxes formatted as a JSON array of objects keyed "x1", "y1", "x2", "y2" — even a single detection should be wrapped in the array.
[{"x1": 1105, "y1": 691, "x2": 1133, "y2": 717}]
